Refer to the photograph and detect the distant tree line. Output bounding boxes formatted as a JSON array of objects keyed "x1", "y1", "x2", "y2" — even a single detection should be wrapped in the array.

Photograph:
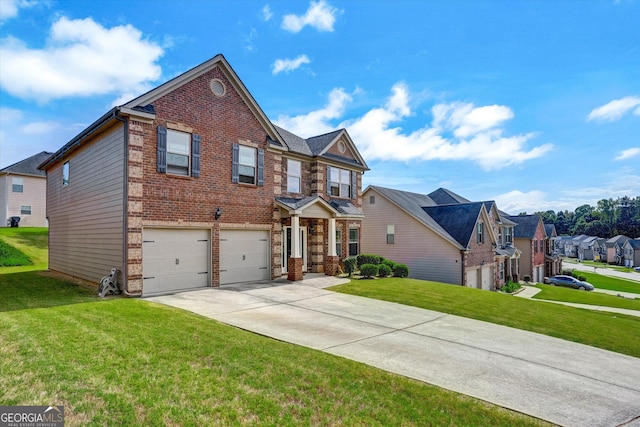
[{"x1": 530, "y1": 196, "x2": 640, "y2": 238}]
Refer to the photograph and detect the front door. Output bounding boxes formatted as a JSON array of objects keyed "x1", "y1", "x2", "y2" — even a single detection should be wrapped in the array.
[{"x1": 282, "y1": 226, "x2": 307, "y2": 273}]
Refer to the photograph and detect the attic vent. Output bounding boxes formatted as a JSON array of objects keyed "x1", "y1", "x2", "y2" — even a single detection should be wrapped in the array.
[
  {"x1": 210, "y1": 79, "x2": 225, "y2": 97},
  {"x1": 337, "y1": 140, "x2": 346, "y2": 153}
]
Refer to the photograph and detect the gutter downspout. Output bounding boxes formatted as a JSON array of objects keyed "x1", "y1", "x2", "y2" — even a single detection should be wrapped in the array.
[
  {"x1": 114, "y1": 110, "x2": 136, "y2": 297},
  {"x1": 461, "y1": 250, "x2": 466, "y2": 286}
]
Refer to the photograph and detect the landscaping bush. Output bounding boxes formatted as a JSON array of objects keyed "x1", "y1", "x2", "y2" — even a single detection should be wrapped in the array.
[
  {"x1": 500, "y1": 281, "x2": 522, "y2": 293},
  {"x1": 578, "y1": 275, "x2": 586, "y2": 282},
  {"x1": 382, "y1": 259, "x2": 396, "y2": 269},
  {"x1": 393, "y1": 263, "x2": 409, "y2": 278},
  {"x1": 378, "y1": 264, "x2": 392, "y2": 277},
  {"x1": 360, "y1": 263, "x2": 379, "y2": 279},
  {"x1": 562, "y1": 270, "x2": 573, "y2": 276},
  {"x1": 343, "y1": 257, "x2": 357, "y2": 277},
  {"x1": 523, "y1": 275, "x2": 531, "y2": 283},
  {"x1": 356, "y1": 254, "x2": 382, "y2": 268}
]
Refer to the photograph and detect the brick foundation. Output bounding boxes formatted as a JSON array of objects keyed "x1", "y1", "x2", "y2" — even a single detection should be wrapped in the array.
[{"x1": 287, "y1": 257, "x2": 304, "y2": 281}]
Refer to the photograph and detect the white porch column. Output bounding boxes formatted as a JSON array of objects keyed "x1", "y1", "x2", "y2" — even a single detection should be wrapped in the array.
[
  {"x1": 291, "y1": 215, "x2": 301, "y2": 258},
  {"x1": 328, "y1": 218, "x2": 337, "y2": 257}
]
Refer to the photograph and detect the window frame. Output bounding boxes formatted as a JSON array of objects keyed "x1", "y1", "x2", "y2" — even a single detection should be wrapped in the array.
[
  {"x1": 477, "y1": 222, "x2": 484, "y2": 244},
  {"x1": 348, "y1": 228, "x2": 359, "y2": 256},
  {"x1": 329, "y1": 167, "x2": 351, "y2": 198},
  {"x1": 166, "y1": 129, "x2": 191, "y2": 176},
  {"x1": 12, "y1": 177, "x2": 24, "y2": 193},
  {"x1": 20, "y1": 205, "x2": 31, "y2": 215},
  {"x1": 287, "y1": 159, "x2": 301, "y2": 193},
  {"x1": 336, "y1": 228, "x2": 342, "y2": 258},
  {"x1": 238, "y1": 145, "x2": 257, "y2": 185},
  {"x1": 386, "y1": 224, "x2": 395, "y2": 244},
  {"x1": 62, "y1": 161, "x2": 70, "y2": 186}
]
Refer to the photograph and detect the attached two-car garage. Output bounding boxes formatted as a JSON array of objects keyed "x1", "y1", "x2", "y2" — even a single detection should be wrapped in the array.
[{"x1": 142, "y1": 228, "x2": 270, "y2": 295}]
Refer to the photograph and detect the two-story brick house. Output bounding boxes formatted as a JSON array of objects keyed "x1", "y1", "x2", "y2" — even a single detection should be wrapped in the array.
[
  {"x1": 39, "y1": 54, "x2": 368, "y2": 296},
  {"x1": 507, "y1": 214, "x2": 546, "y2": 282}
]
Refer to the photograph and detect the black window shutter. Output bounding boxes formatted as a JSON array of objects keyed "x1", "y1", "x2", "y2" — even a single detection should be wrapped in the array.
[
  {"x1": 157, "y1": 126, "x2": 167, "y2": 173},
  {"x1": 257, "y1": 148, "x2": 265, "y2": 186},
  {"x1": 232, "y1": 143, "x2": 239, "y2": 183},
  {"x1": 192, "y1": 134, "x2": 201, "y2": 178},
  {"x1": 351, "y1": 171, "x2": 357, "y2": 200},
  {"x1": 326, "y1": 165, "x2": 331, "y2": 196}
]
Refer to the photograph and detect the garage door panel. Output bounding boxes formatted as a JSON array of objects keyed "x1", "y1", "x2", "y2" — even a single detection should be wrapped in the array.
[
  {"x1": 220, "y1": 230, "x2": 269, "y2": 285},
  {"x1": 142, "y1": 228, "x2": 210, "y2": 296}
]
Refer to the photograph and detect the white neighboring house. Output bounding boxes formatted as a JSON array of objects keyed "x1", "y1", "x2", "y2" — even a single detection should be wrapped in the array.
[{"x1": 0, "y1": 151, "x2": 52, "y2": 227}]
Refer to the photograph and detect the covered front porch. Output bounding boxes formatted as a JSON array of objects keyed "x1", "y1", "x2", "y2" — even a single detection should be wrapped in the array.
[{"x1": 276, "y1": 196, "x2": 363, "y2": 281}]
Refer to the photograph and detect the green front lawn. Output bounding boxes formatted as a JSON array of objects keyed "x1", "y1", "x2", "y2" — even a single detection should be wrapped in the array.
[
  {"x1": 0, "y1": 227, "x2": 48, "y2": 272},
  {"x1": 533, "y1": 284, "x2": 640, "y2": 309},
  {"x1": 330, "y1": 278, "x2": 640, "y2": 358},
  {"x1": 564, "y1": 258, "x2": 639, "y2": 274},
  {"x1": 576, "y1": 271, "x2": 640, "y2": 294},
  {"x1": 0, "y1": 272, "x2": 547, "y2": 426}
]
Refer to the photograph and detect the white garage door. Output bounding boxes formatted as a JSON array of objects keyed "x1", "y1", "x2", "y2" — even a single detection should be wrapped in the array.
[
  {"x1": 220, "y1": 230, "x2": 270, "y2": 285},
  {"x1": 466, "y1": 269, "x2": 478, "y2": 288},
  {"x1": 142, "y1": 228, "x2": 210, "y2": 296},
  {"x1": 480, "y1": 265, "x2": 493, "y2": 290}
]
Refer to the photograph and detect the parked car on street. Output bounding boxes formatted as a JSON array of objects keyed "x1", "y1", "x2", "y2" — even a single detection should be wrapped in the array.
[{"x1": 547, "y1": 275, "x2": 594, "y2": 291}]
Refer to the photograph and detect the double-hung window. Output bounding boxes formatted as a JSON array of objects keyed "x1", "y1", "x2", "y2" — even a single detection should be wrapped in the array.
[
  {"x1": 386, "y1": 225, "x2": 395, "y2": 244},
  {"x1": 328, "y1": 166, "x2": 353, "y2": 198},
  {"x1": 167, "y1": 129, "x2": 191, "y2": 176},
  {"x1": 505, "y1": 227, "x2": 512, "y2": 244},
  {"x1": 12, "y1": 177, "x2": 23, "y2": 193},
  {"x1": 232, "y1": 143, "x2": 264, "y2": 186},
  {"x1": 477, "y1": 222, "x2": 484, "y2": 244},
  {"x1": 20, "y1": 205, "x2": 31, "y2": 215},
  {"x1": 336, "y1": 229, "x2": 342, "y2": 258},
  {"x1": 287, "y1": 159, "x2": 301, "y2": 193},
  {"x1": 348, "y1": 228, "x2": 359, "y2": 256}
]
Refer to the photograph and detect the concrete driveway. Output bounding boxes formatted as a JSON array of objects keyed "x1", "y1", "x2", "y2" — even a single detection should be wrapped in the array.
[{"x1": 148, "y1": 276, "x2": 640, "y2": 427}]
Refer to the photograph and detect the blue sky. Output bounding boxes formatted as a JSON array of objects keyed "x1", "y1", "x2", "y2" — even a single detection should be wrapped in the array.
[{"x1": 1, "y1": 0, "x2": 638, "y2": 214}]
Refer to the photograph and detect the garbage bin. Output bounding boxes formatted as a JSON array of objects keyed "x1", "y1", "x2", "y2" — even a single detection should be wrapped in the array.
[{"x1": 9, "y1": 216, "x2": 20, "y2": 227}]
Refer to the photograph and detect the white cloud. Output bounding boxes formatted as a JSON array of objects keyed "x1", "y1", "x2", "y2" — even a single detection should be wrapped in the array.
[
  {"x1": 0, "y1": 16, "x2": 163, "y2": 102},
  {"x1": 587, "y1": 96, "x2": 640, "y2": 122},
  {"x1": 614, "y1": 147, "x2": 640, "y2": 161},
  {"x1": 0, "y1": 0, "x2": 36, "y2": 22},
  {"x1": 262, "y1": 5, "x2": 273, "y2": 21},
  {"x1": 281, "y1": 0, "x2": 339, "y2": 33},
  {"x1": 493, "y1": 190, "x2": 548, "y2": 214},
  {"x1": 272, "y1": 54, "x2": 311, "y2": 75}
]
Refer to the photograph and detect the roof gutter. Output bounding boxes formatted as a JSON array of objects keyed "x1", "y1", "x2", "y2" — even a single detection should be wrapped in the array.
[{"x1": 38, "y1": 108, "x2": 120, "y2": 171}]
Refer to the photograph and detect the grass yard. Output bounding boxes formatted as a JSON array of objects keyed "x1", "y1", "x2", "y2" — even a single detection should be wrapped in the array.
[
  {"x1": 0, "y1": 227, "x2": 48, "y2": 272},
  {"x1": 576, "y1": 271, "x2": 640, "y2": 294},
  {"x1": 330, "y1": 278, "x2": 640, "y2": 358},
  {"x1": 563, "y1": 258, "x2": 639, "y2": 274},
  {"x1": 0, "y1": 272, "x2": 548, "y2": 427},
  {"x1": 532, "y1": 284, "x2": 640, "y2": 309}
]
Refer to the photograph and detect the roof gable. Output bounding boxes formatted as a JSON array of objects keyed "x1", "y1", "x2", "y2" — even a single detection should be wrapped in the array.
[
  {"x1": 427, "y1": 188, "x2": 471, "y2": 205},
  {"x1": 508, "y1": 214, "x2": 543, "y2": 238},
  {"x1": 422, "y1": 202, "x2": 488, "y2": 247}
]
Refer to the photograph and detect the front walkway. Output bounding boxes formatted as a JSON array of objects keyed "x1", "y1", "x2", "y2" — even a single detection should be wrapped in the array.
[{"x1": 148, "y1": 278, "x2": 640, "y2": 427}]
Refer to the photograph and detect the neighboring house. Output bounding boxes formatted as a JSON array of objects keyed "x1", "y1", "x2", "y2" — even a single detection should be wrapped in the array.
[
  {"x1": 361, "y1": 186, "x2": 503, "y2": 290},
  {"x1": 555, "y1": 235, "x2": 573, "y2": 257},
  {"x1": 606, "y1": 235, "x2": 630, "y2": 265},
  {"x1": 594, "y1": 238, "x2": 607, "y2": 262},
  {"x1": 578, "y1": 236, "x2": 598, "y2": 261},
  {"x1": 507, "y1": 215, "x2": 546, "y2": 283},
  {"x1": 0, "y1": 151, "x2": 52, "y2": 227},
  {"x1": 543, "y1": 224, "x2": 562, "y2": 277},
  {"x1": 39, "y1": 54, "x2": 368, "y2": 296},
  {"x1": 622, "y1": 239, "x2": 640, "y2": 268}
]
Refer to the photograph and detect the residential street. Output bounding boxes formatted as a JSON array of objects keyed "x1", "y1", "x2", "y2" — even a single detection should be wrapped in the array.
[{"x1": 564, "y1": 260, "x2": 640, "y2": 282}]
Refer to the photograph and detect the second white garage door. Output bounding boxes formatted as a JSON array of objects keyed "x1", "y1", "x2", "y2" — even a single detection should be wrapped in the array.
[
  {"x1": 142, "y1": 228, "x2": 210, "y2": 296},
  {"x1": 220, "y1": 230, "x2": 270, "y2": 285}
]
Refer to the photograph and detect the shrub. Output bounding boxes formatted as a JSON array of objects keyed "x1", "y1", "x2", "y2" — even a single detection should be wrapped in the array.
[
  {"x1": 500, "y1": 281, "x2": 522, "y2": 293},
  {"x1": 382, "y1": 259, "x2": 396, "y2": 269},
  {"x1": 393, "y1": 263, "x2": 409, "y2": 278},
  {"x1": 378, "y1": 264, "x2": 392, "y2": 277},
  {"x1": 357, "y1": 254, "x2": 382, "y2": 268},
  {"x1": 523, "y1": 275, "x2": 531, "y2": 283},
  {"x1": 578, "y1": 275, "x2": 586, "y2": 282},
  {"x1": 562, "y1": 270, "x2": 573, "y2": 276},
  {"x1": 343, "y1": 257, "x2": 357, "y2": 277},
  {"x1": 360, "y1": 263, "x2": 379, "y2": 279}
]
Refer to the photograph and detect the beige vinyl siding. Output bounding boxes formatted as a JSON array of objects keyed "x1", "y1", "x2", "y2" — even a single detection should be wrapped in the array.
[
  {"x1": 362, "y1": 189, "x2": 462, "y2": 284},
  {"x1": 47, "y1": 124, "x2": 125, "y2": 284},
  {"x1": 5, "y1": 175, "x2": 48, "y2": 227},
  {"x1": 0, "y1": 175, "x2": 6, "y2": 226},
  {"x1": 515, "y1": 237, "x2": 533, "y2": 279}
]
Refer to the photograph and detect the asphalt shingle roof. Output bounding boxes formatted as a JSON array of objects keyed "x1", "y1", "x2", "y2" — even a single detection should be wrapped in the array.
[
  {"x1": 507, "y1": 215, "x2": 542, "y2": 238},
  {"x1": 427, "y1": 188, "x2": 471, "y2": 205},
  {"x1": 1, "y1": 151, "x2": 52, "y2": 176},
  {"x1": 422, "y1": 202, "x2": 484, "y2": 247}
]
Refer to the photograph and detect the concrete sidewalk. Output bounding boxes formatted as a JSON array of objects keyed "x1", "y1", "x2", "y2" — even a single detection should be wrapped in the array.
[{"x1": 148, "y1": 278, "x2": 640, "y2": 427}]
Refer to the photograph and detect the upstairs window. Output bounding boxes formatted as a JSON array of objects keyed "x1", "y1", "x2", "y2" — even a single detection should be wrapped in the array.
[
  {"x1": 505, "y1": 227, "x2": 513, "y2": 244},
  {"x1": 477, "y1": 222, "x2": 484, "y2": 244},
  {"x1": 62, "y1": 161, "x2": 70, "y2": 186},
  {"x1": 12, "y1": 177, "x2": 23, "y2": 193},
  {"x1": 386, "y1": 224, "x2": 395, "y2": 244},
  {"x1": 232, "y1": 143, "x2": 264, "y2": 186},
  {"x1": 327, "y1": 166, "x2": 355, "y2": 199},
  {"x1": 157, "y1": 126, "x2": 201, "y2": 178},
  {"x1": 534, "y1": 240, "x2": 538, "y2": 253},
  {"x1": 287, "y1": 159, "x2": 301, "y2": 193}
]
